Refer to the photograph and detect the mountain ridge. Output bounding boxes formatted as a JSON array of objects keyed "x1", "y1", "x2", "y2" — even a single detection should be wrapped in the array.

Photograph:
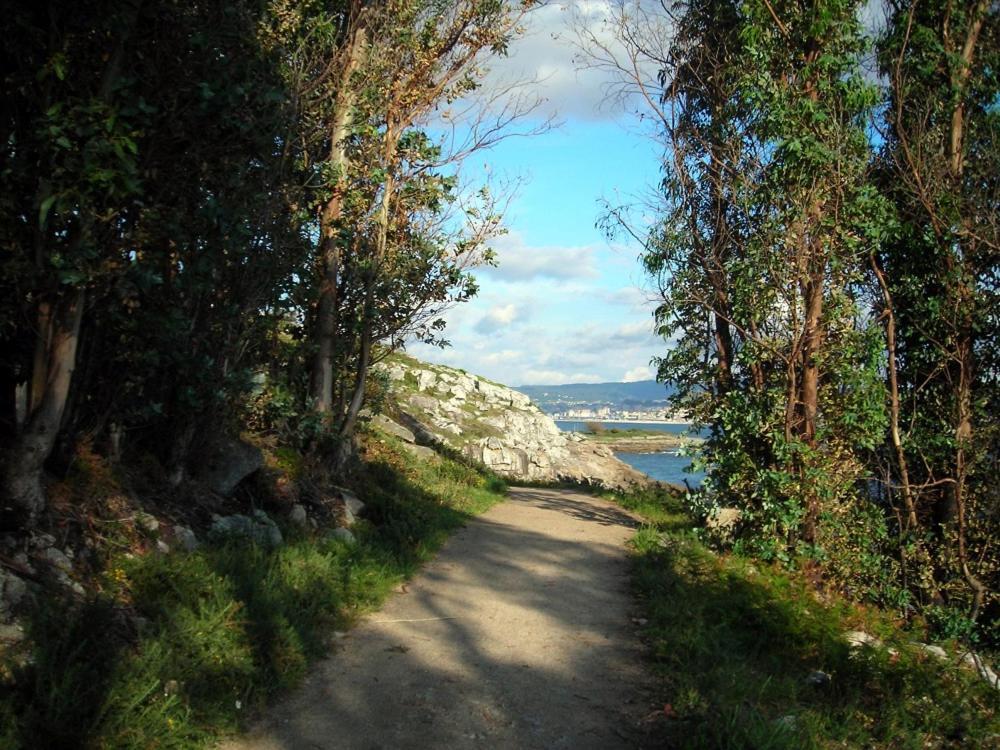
[{"x1": 514, "y1": 379, "x2": 674, "y2": 412}]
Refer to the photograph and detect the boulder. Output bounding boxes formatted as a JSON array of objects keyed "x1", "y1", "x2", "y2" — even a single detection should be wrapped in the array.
[
  {"x1": 328, "y1": 527, "x2": 356, "y2": 545},
  {"x1": 135, "y1": 511, "x2": 160, "y2": 533},
  {"x1": 209, "y1": 510, "x2": 283, "y2": 548},
  {"x1": 372, "y1": 414, "x2": 416, "y2": 443},
  {"x1": 0, "y1": 570, "x2": 28, "y2": 621},
  {"x1": 332, "y1": 487, "x2": 365, "y2": 525},
  {"x1": 961, "y1": 652, "x2": 1000, "y2": 690},
  {"x1": 844, "y1": 630, "x2": 883, "y2": 651},
  {"x1": 376, "y1": 356, "x2": 652, "y2": 490},
  {"x1": 706, "y1": 508, "x2": 742, "y2": 535},
  {"x1": 174, "y1": 525, "x2": 201, "y2": 552},
  {"x1": 401, "y1": 443, "x2": 438, "y2": 462},
  {"x1": 288, "y1": 504, "x2": 309, "y2": 528},
  {"x1": 43, "y1": 547, "x2": 73, "y2": 573},
  {"x1": 197, "y1": 437, "x2": 264, "y2": 496}
]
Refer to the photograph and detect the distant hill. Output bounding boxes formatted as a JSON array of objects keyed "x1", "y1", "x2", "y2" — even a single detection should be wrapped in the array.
[{"x1": 514, "y1": 380, "x2": 673, "y2": 413}]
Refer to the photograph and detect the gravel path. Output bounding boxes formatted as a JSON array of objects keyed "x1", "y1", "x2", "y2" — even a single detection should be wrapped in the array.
[{"x1": 224, "y1": 486, "x2": 656, "y2": 749}]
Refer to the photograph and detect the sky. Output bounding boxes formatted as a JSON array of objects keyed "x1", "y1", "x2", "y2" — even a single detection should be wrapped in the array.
[{"x1": 405, "y1": 1, "x2": 668, "y2": 387}]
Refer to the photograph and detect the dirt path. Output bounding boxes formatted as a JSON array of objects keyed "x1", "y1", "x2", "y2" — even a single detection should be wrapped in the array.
[{"x1": 225, "y1": 487, "x2": 656, "y2": 749}]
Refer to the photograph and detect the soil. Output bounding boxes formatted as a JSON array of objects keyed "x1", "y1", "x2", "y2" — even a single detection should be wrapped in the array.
[{"x1": 223, "y1": 487, "x2": 659, "y2": 750}]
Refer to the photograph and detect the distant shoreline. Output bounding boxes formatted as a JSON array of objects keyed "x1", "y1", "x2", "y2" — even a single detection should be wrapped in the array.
[{"x1": 551, "y1": 418, "x2": 692, "y2": 426}]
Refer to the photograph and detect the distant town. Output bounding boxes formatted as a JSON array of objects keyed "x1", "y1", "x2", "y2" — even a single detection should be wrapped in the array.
[
  {"x1": 514, "y1": 379, "x2": 689, "y2": 423},
  {"x1": 550, "y1": 407, "x2": 690, "y2": 424}
]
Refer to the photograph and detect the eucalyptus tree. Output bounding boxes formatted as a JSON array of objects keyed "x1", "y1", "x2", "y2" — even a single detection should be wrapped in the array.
[
  {"x1": 0, "y1": 1, "x2": 147, "y2": 515},
  {"x1": 286, "y1": 0, "x2": 533, "y2": 458},
  {"x1": 0, "y1": 1, "x2": 307, "y2": 512},
  {"x1": 877, "y1": 0, "x2": 999, "y2": 621}
]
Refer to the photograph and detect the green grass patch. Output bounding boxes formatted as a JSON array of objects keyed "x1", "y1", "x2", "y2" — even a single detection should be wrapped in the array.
[
  {"x1": 610, "y1": 486, "x2": 1000, "y2": 749},
  {"x1": 0, "y1": 435, "x2": 507, "y2": 749}
]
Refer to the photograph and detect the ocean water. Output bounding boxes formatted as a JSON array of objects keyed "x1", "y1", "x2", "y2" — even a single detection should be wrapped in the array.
[{"x1": 554, "y1": 420, "x2": 705, "y2": 487}]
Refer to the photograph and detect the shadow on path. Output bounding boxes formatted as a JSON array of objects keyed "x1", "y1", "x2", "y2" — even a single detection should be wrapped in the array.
[{"x1": 226, "y1": 487, "x2": 656, "y2": 750}]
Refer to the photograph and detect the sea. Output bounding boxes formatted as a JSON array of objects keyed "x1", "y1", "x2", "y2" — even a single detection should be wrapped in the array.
[{"x1": 554, "y1": 420, "x2": 705, "y2": 488}]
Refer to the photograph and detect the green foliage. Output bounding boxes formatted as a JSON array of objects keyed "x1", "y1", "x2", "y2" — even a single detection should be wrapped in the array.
[
  {"x1": 0, "y1": 437, "x2": 507, "y2": 748},
  {"x1": 615, "y1": 488, "x2": 1000, "y2": 749},
  {"x1": 627, "y1": 0, "x2": 998, "y2": 647}
]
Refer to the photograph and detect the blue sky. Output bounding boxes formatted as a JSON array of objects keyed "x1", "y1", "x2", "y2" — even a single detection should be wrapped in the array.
[{"x1": 408, "y1": 2, "x2": 668, "y2": 387}]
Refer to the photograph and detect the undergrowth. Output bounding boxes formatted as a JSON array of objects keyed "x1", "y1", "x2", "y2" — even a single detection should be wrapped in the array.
[
  {"x1": 607, "y1": 485, "x2": 1000, "y2": 749},
  {"x1": 0, "y1": 432, "x2": 506, "y2": 749}
]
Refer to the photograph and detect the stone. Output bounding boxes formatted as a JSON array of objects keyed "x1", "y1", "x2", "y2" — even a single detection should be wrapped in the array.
[
  {"x1": 197, "y1": 437, "x2": 264, "y2": 496},
  {"x1": 155, "y1": 540, "x2": 171, "y2": 555},
  {"x1": 961, "y1": 652, "x2": 1000, "y2": 690},
  {"x1": 328, "y1": 527, "x2": 356, "y2": 545},
  {"x1": 135, "y1": 511, "x2": 160, "y2": 533},
  {"x1": 705, "y1": 507, "x2": 742, "y2": 535},
  {"x1": 0, "y1": 623, "x2": 25, "y2": 644},
  {"x1": 289, "y1": 504, "x2": 309, "y2": 528},
  {"x1": 913, "y1": 642, "x2": 947, "y2": 661},
  {"x1": 31, "y1": 533, "x2": 56, "y2": 550},
  {"x1": 174, "y1": 525, "x2": 200, "y2": 552},
  {"x1": 0, "y1": 571, "x2": 28, "y2": 619},
  {"x1": 210, "y1": 511, "x2": 283, "y2": 548},
  {"x1": 372, "y1": 414, "x2": 416, "y2": 443},
  {"x1": 43, "y1": 547, "x2": 73, "y2": 573},
  {"x1": 383, "y1": 356, "x2": 652, "y2": 491},
  {"x1": 400, "y1": 443, "x2": 437, "y2": 461},
  {"x1": 844, "y1": 630, "x2": 883, "y2": 651},
  {"x1": 416, "y1": 370, "x2": 438, "y2": 391}
]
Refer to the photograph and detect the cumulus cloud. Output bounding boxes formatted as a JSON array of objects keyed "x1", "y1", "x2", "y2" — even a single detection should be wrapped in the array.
[
  {"x1": 473, "y1": 303, "x2": 521, "y2": 333},
  {"x1": 474, "y1": 1, "x2": 664, "y2": 123},
  {"x1": 479, "y1": 231, "x2": 598, "y2": 282},
  {"x1": 622, "y1": 365, "x2": 654, "y2": 382},
  {"x1": 520, "y1": 368, "x2": 603, "y2": 385}
]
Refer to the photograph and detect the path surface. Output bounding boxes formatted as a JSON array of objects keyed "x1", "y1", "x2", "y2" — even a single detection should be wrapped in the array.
[{"x1": 226, "y1": 487, "x2": 656, "y2": 749}]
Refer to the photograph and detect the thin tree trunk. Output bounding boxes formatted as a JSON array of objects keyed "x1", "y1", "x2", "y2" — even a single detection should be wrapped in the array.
[
  {"x1": 2, "y1": 291, "x2": 85, "y2": 515},
  {"x1": 871, "y1": 254, "x2": 918, "y2": 531},
  {"x1": 334, "y1": 317, "x2": 372, "y2": 470},
  {"x1": 310, "y1": 26, "x2": 368, "y2": 414}
]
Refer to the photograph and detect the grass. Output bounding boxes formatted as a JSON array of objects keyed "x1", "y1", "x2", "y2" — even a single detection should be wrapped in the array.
[
  {"x1": 0, "y1": 432, "x2": 507, "y2": 749},
  {"x1": 605, "y1": 485, "x2": 1000, "y2": 749}
]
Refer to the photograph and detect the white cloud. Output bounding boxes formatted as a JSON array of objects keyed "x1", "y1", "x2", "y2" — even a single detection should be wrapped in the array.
[
  {"x1": 520, "y1": 368, "x2": 603, "y2": 385},
  {"x1": 473, "y1": 303, "x2": 521, "y2": 333},
  {"x1": 480, "y1": 231, "x2": 598, "y2": 282},
  {"x1": 475, "y1": 1, "x2": 665, "y2": 123},
  {"x1": 622, "y1": 365, "x2": 653, "y2": 382}
]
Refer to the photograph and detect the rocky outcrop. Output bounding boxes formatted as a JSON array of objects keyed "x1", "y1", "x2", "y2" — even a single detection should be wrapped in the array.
[{"x1": 376, "y1": 356, "x2": 648, "y2": 490}]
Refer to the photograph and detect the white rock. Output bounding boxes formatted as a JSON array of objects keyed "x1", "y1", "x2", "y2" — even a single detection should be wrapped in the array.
[
  {"x1": 135, "y1": 512, "x2": 160, "y2": 533},
  {"x1": 844, "y1": 630, "x2": 883, "y2": 650},
  {"x1": 961, "y1": 652, "x2": 1000, "y2": 690},
  {"x1": 913, "y1": 642, "x2": 948, "y2": 660}
]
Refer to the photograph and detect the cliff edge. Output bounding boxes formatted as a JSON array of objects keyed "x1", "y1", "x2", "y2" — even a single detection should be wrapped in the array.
[{"x1": 375, "y1": 355, "x2": 648, "y2": 490}]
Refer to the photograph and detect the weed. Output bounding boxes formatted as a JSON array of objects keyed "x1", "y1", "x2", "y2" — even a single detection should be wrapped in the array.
[
  {"x1": 613, "y1": 486, "x2": 1000, "y2": 749},
  {"x1": 0, "y1": 436, "x2": 506, "y2": 749}
]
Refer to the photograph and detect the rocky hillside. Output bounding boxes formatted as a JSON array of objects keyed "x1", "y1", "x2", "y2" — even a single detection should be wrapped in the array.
[{"x1": 375, "y1": 355, "x2": 649, "y2": 490}]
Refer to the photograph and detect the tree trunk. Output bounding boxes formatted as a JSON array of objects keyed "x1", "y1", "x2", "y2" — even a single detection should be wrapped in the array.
[
  {"x1": 334, "y1": 318, "x2": 372, "y2": 471},
  {"x1": 2, "y1": 291, "x2": 85, "y2": 516},
  {"x1": 310, "y1": 26, "x2": 368, "y2": 414},
  {"x1": 870, "y1": 254, "x2": 918, "y2": 531}
]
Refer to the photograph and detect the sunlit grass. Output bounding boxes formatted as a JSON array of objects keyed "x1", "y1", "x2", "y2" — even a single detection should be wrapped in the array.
[
  {"x1": 612, "y1": 485, "x2": 1000, "y2": 749},
  {"x1": 0, "y1": 432, "x2": 507, "y2": 749}
]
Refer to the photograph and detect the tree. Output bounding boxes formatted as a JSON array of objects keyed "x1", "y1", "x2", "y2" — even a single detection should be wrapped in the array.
[{"x1": 877, "y1": 0, "x2": 999, "y2": 620}]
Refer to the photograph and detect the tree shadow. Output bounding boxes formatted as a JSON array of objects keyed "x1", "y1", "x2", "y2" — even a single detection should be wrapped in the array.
[{"x1": 228, "y1": 487, "x2": 660, "y2": 749}]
